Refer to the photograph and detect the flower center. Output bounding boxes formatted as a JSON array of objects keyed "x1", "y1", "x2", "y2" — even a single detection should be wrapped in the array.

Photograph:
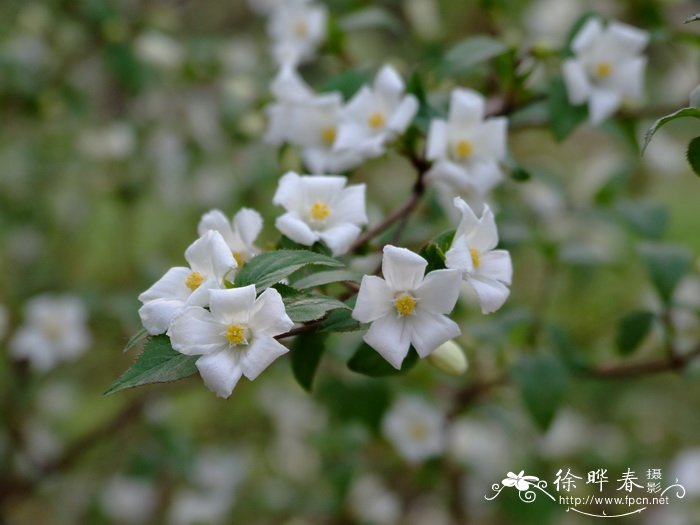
[
  {"x1": 185, "y1": 271, "x2": 205, "y2": 291},
  {"x1": 408, "y1": 421, "x2": 429, "y2": 441},
  {"x1": 310, "y1": 201, "x2": 330, "y2": 221},
  {"x1": 454, "y1": 139, "x2": 473, "y2": 159},
  {"x1": 232, "y1": 251, "x2": 246, "y2": 268},
  {"x1": 394, "y1": 293, "x2": 417, "y2": 317},
  {"x1": 225, "y1": 323, "x2": 248, "y2": 346},
  {"x1": 595, "y1": 62, "x2": 612, "y2": 78},
  {"x1": 321, "y1": 126, "x2": 336, "y2": 145},
  {"x1": 470, "y1": 248, "x2": 481, "y2": 269},
  {"x1": 293, "y1": 21, "x2": 308, "y2": 38},
  {"x1": 368, "y1": 112, "x2": 385, "y2": 130}
]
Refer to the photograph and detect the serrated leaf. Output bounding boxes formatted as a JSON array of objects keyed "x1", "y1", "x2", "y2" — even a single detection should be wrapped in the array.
[
  {"x1": 283, "y1": 294, "x2": 350, "y2": 323},
  {"x1": 642, "y1": 107, "x2": 700, "y2": 152},
  {"x1": 687, "y1": 136, "x2": 700, "y2": 176},
  {"x1": 640, "y1": 244, "x2": 693, "y2": 304},
  {"x1": 549, "y1": 77, "x2": 588, "y2": 141},
  {"x1": 511, "y1": 355, "x2": 569, "y2": 430},
  {"x1": 292, "y1": 270, "x2": 363, "y2": 290},
  {"x1": 291, "y1": 332, "x2": 327, "y2": 392},
  {"x1": 234, "y1": 250, "x2": 344, "y2": 290},
  {"x1": 105, "y1": 335, "x2": 198, "y2": 395},
  {"x1": 616, "y1": 310, "x2": 655, "y2": 356},
  {"x1": 124, "y1": 328, "x2": 148, "y2": 352},
  {"x1": 347, "y1": 342, "x2": 419, "y2": 377},
  {"x1": 443, "y1": 36, "x2": 508, "y2": 73}
]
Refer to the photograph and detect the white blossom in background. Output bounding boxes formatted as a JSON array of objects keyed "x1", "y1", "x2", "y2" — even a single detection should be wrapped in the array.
[
  {"x1": 426, "y1": 88, "x2": 507, "y2": 207},
  {"x1": 264, "y1": 66, "x2": 317, "y2": 145},
  {"x1": 445, "y1": 198, "x2": 512, "y2": 314},
  {"x1": 100, "y1": 475, "x2": 158, "y2": 525},
  {"x1": 273, "y1": 172, "x2": 368, "y2": 256},
  {"x1": 198, "y1": 208, "x2": 263, "y2": 268},
  {"x1": 9, "y1": 294, "x2": 90, "y2": 372},
  {"x1": 352, "y1": 245, "x2": 461, "y2": 368},
  {"x1": 168, "y1": 492, "x2": 232, "y2": 525},
  {"x1": 347, "y1": 475, "x2": 401, "y2": 525},
  {"x1": 671, "y1": 448, "x2": 700, "y2": 496},
  {"x1": 382, "y1": 396, "x2": 446, "y2": 463},
  {"x1": 167, "y1": 286, "x2": 293, "y2": 398},
  {"x1": 562, "y1": 18, "x2": 649, "y2": 125},
  {"x1": 138, "y1": 231, "x2": 237, "y2": 335},
  {"x1": 335, "y1": 65, "x2": 419, "y2": 159},
  {"x1": 0, "y1": 304, "x2": 7, "y2": 341},
  {"x1": 268, "y1": 0, "x2": 327, "y2": 66},
  {"x1": 134, "y1": 31, "x2": 184, "y2": 70},
  {"x1": 78, "y1": 122, "x2": 135, "y2": 160}
]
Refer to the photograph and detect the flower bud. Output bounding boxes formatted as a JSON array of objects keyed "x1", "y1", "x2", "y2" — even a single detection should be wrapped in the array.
[
  {"x1": 427, "y1": 340, "x2": 468, "y2": 376},
  {"x1": 690, "y1": 85, "x2": 700, "y2": 109}
]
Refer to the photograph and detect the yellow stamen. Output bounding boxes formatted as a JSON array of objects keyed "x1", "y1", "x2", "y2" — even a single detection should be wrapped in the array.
[
  {"x1": 408, "y1": 421, "x2": 428, "y2": 440},
  {"x1": 470, "y1": 248, "x2": 481, "y2": 269},
  {"x1": 233, "y1": 251, "x2": 246, "y2": 268},
  {"x1": 310, "y1": 201, "x2": 330, "y2": 221},
  {"x1": 368, "y1": 112, "x2": 385, "y2": 129},
  {"x1": 293, "y1": 21, "x2": 308, "y2": 38},
  {"x1": 455, "y1": 140, "x2": 473, "y2": 159},
  {"x1": 185, "y1": 271, "x2": 205, "y2": 291},
  {"x1": 225, "y1": 324, "x2": 247, "y2": 345},
  {"x1": 595, "y1": 62, "x2": 612, "y2": 78},
  {"x1": 321, "y1": 127, "x2": 336, "y2": 145},
  {"x1": 394, "y1": 294, "x2": 416, "y2": 317}
]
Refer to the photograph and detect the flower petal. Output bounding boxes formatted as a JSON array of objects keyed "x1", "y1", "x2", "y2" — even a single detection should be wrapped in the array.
[
  {"x1": 472, "y1": 118, "x2": 507, "y2": 161},
  {"x1": 272, "y1": 171, "x2": 303, "y2": 211},
  {"x1": 609, "y1": 56, "x2": 646, "y2": 101},
  {"x1": 208, "y1": 286, "x2": 257, "y2": 324},
  {"x1": 138, "y1": 298, "x2": 186, "y2": 335},
  {"x1": 477, "y1": 250, "x2": 512, "y2": 285},
  {"x1": 414, "y1": 269, "x2": 461, "y2": 314},
  {"x1": 318, "y1": 223, "x2": 362, "y2": 256},
  {"x1": 588, "y1": 88, "x2": 621, "y2": 125},
  {"x1": 453, "y1": 197, "x2": 480, "y2": 239},
  {"x1": 250, "y1": 287, "x2": 294, "y2": 336},
  {"x1": 331, "y1": 184, "x2": 368, "y2": 226},
  {"x1": 374, "y1": 64, "x2": 405, "y2": 99},
  {"x1": 353, "y1": 275, "x2": 394, "y2": 323},
  {"x1": 449, "y1": 88, "x2": 485, "y2": 125},
  {"x1": 138, "y1": 267, "x2": 192, "y2": 304},
  {"x1": 233, "y1": 208, "x2": 263, "y2": 251},
  {"x1": 196, "y1": 349, "x2": 243, "y2": 398},
  {"x1": 363, "y1": 314, "x2": 411, "y2": 369},
  {"x1": 407, "y1": 311, "x2": 461, "y2": 358},
  {"x1": 198, "y1": 209, "x2": 236, "y2": 247},
  {"x1": 444, "y1": 238, "x2": 475, "y2": 274},
  {"x1": 381, "y1": 245, "x2": 427, "y2": 292},
  {"x1": 571, "y1": 17, "x2": 603, "y2": 54},
  {"x1": 562, "y1": 59, "x2": 591, "y2": 105},
  {"x1": 387, "y1": 95, "x2": 418, "y2": 134},
  {"x1": 467, "y1": 275, "x2": 511, "y2": 314},
  {"x1": 469, "y1": 205, "x2": 499, "y2": 252},
  {"x1": 240, "y1": 335, "x2": 289, "y2": 380},
  {"x1": 606, "y1": 21, "x2": 649, "y2": 57},
  {"x1": 168, "y1": 307, "x2": 227, "y2": 355},
  {"x1": 275, "y1": 212, "x2": 320, "y2": 246},
  {"x1": 426, "y1": 119, "x2": 448, "y2": 161},
  {"x1": 185, "y1": 230, "x2": 237, "y2": 282}
]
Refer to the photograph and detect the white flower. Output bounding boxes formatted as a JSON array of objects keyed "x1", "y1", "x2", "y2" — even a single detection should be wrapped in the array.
[
  {"x1": 335, "y1": 65, "x2": 419, "y2": 159},
  {"x1": 562, "y1": 18, "x2": 649, "y2": 125},
  {"x1": 426, "y1": 88, "x2": 507, "y2": 203},
  {"x1": 382, "y1": 396, "x2": 446, "y2": 463},
  {"x1": 352, "y1": 245, "x2": 461, "y2": 368},
  {"x1": 100, "y1": 475, "x2": 158, "y2": 525},
  {"x1": 272, "y1": 172, "x2": 368, "y2": 256},
  {"x1": 9, "y1": 294, "x2": 90, "y2": 372},
  {"x1": 134, "y1": 31, "x2": 183, "y2": 70},
  {"x1": 167, "y1": 285, "x2": 293, "y2": 398},
  {"x1": 267, "y1": 0, "x2": 327, "y2": 66},
  {"x1": 347, "y1": 475, "x2": 401, "y2": 525},
  {"x1": 445, "y1": 198, "x2": 512, "y2": 314},
  {"x1": 198, "y1": 208, "x2": 263, "y2": 268},
  {"x1": 138, "y1": 231, "x2": 237, "y2": 335},
  {"x1": 502, "y1": 471, "x2": 539, "y2": 492}
]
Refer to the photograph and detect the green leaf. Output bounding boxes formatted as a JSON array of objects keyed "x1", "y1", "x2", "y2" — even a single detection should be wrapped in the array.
[
  {"x1": 292, "y1": 270, "x2": 363, "y2": 290},
  {"x1": 616, "y1": 200, "x2": 669, "y2": 240},
  {"x1": 283, "y1": 294, "x2": 350, "y2": 323},
  {"x1": 642, "y1": 107, "x2": 700, "y2": 152},
  {"x1": 322, "y1": 69, "x2": 372, "y2": 100},
  {"x1": 418, "y1": 229, "x2": 455, "y2": 273},
  {"x1": 339, "y1": 7, "x2": 402, "y2": 34},
  {"x1": 347, "y1": 342, "x2": 419, "y2": 377},
  {"x1": 316, "y1": 379, "x2": 390, "y2": 432},
  {"x1": 511, "y1": 355, "x2": 569, "y2": 431},
  {"x1": 235, "y1": 250, "x2": 344, "y2": 290},
  {"x1": 105, "y1": 335, "x2": 198, "y2": 395},
  {"x1": 291, "y1": 332, "x2": 327, "y2": 392},
  {"x1": 124, "y1": 328, "x2": 148, "y2": 352},
  {"x1": 443, "y1": 36, "x2": 508, "y2": 73},
  {"x1": 320, "y1": 298, "x2": 361, "y2": 333},
  {"x1": 640, "y1": 244, "x2": 693, "y2": 304},
  {"x1": 687, "y1": 136, "x2": 700, "y2": 176},
  {"x1": 548, "y1": 77, "x2": 588, "y2": 141},
  {"x1": 616, "y1": 310, "x2": 655, "y2": 356}
]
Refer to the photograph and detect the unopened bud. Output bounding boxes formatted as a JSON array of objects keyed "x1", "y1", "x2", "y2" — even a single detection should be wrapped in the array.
[{"x1": 427, "y1": 340, "x2": 468, "y2": 376}]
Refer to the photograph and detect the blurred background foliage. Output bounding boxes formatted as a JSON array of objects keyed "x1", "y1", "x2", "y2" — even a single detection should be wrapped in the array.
[{"x1": 1, "y1": 0, "x2": 700, "y2": 524}]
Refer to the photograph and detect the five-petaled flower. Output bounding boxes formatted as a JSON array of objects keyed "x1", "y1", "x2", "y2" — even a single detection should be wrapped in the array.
[
  {"x1": 352, "y1": 245, "x2": 462, "y2": 369},
  {"x1": 167, "y1": 285, "x2": 294, "y2": 398},
  {"x1": 273, "y1": 171, "x2": 368, "y2": 256},
  {"x1": 502, "y1": 471, "x2": 539, "y2": 492},
  {"x1": 445, "y1": 197, "x2": 513, "y2": 314},
  {"x1": 382, "y1": 396, "x2": 446, "y2": 463},
  {"x1": 335, "y1": 65, "x2": 419, "y2": 159},
  {"x1": 198, "y1": 208, "x2": 263, "y2": 269},
  {"x1": 426, "y1": 88, "x2": 508, "y2": 209},
  {"x1": 267, "y1": 0, "x2": 327, "y2": 66},
  {"x1": 138, "y1": 231, "x2": 237, "y2": 335},
  {"x1": 562, "y1": 18, "x2": 649, "y2": 125}
]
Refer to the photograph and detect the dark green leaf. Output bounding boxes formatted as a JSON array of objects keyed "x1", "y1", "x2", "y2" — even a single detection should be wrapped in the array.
[
  {"x1": 291, "y1": 332, "x2": 327, "y2": 392},
  {"x1": 235, "y1": 250, "x2": 344, "y2": 290},
  {"x1": 511, "y1": 355, "x2": 569, "y2": 430},
  {"x1": 642, "y1": 107, "x2": 700, "y2": 152},
  {"x1": 616, "y1": 200, "x2": 669, "y2": 240},
  {"x1": 292, "y1": 270, "x2": 363, "y2": 290},
  {"x1": 687, "y1": 136, "x2": 700, "y2": 176},
  {"x1": 443, "y1": 36, "x2": 508, "y2": 73},
  {"x1": 548, "y1": 77, "x2": 588, "y2": 142},
  {"x1": 347, "y1": 342, "x2": 419, "y2": 377},
  {"x1": 105, "y1": 335, "x2": 198, "y2": 395},
  {"x1": 322, "y1": 69, "x2": 372, "y2": 99},
  {"x1": 320, "y1": 301, "x2": 361, "y2": 333},
  {"x1": 640, "y1": 244, "x2": 693, "y2": 304},
  {"x1": 316, "y1": 379, "x2": 390, "y2": 432},
  {"x1": 419, "y1": 229, "x2": 455, "y2": 273},
  {"x1": 283, "y1": 294, "x2": 350, "y2": 323},
  {"x1": 616, "y1": 310, "x2": 655, "y2": 355}
]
